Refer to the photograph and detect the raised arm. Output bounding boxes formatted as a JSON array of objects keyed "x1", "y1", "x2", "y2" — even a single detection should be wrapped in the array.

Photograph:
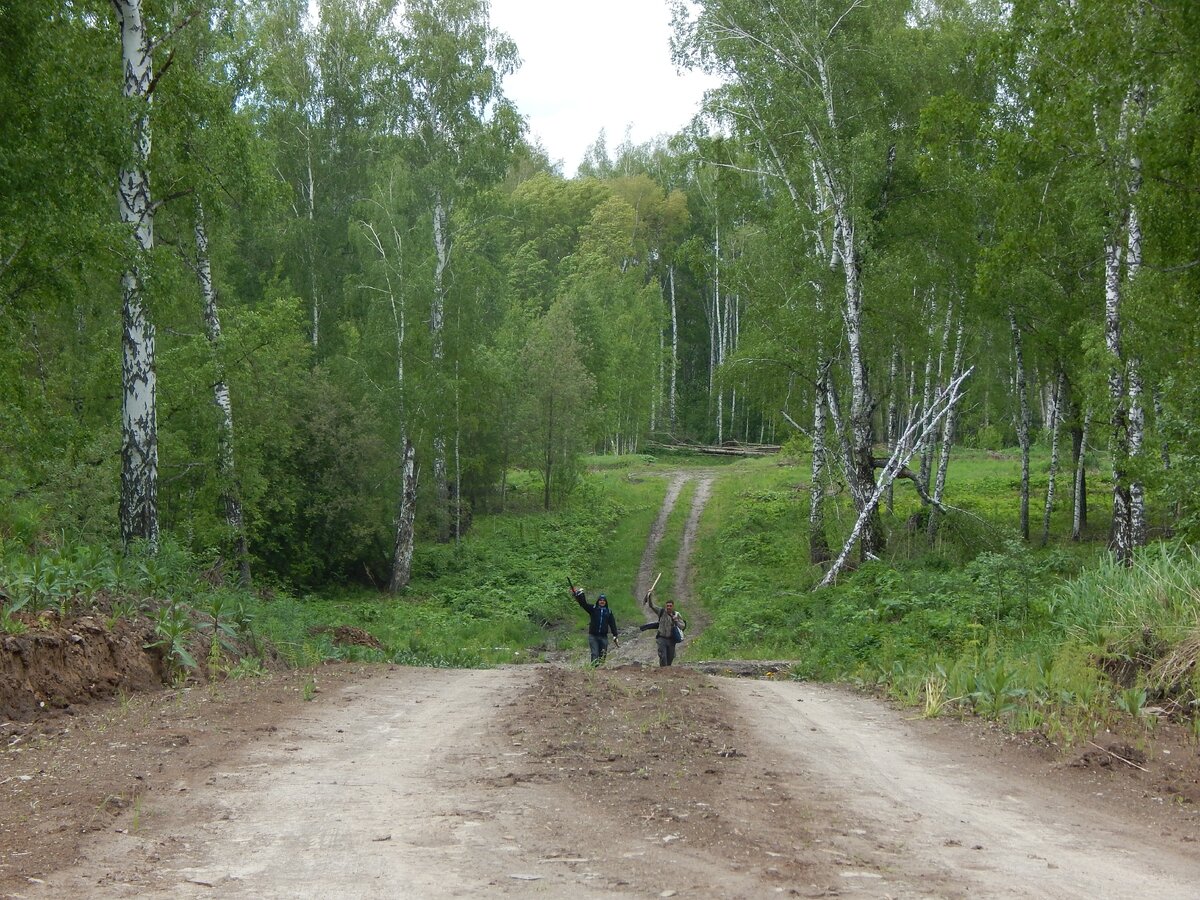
[{"x1": 571, "y1": 588, "x2": 591, "y2": 612}]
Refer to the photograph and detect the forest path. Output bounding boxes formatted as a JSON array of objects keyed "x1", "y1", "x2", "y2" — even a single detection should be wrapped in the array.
[{"x1": 610, "y1": 468, "x2": 716, "y2": 668}]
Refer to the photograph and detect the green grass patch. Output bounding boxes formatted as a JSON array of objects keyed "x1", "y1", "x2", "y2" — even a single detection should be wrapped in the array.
[
  {"x1": 647, "y1": 476, "x2": 697, "y2": 607},
  {"x1": 688, "y1": 449, "x2": 1199, "y2": 744}
]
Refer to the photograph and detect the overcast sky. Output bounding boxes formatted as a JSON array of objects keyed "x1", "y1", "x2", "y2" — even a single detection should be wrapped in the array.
[{"x1": 488, "y1": 0, "x2": 721, "y2": 177}]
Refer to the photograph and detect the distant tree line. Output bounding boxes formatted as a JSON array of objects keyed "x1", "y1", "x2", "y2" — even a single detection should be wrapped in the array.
[{"x1": 2, "y1": 0, "x2": 1197, "y2": 589}]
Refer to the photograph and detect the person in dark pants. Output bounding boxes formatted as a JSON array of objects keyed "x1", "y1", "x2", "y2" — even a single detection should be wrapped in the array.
[
  {"x1": 570, "y1": 588, "x2": 620, "y2": 664},
  {"x1": 641, "y1": 591, "x2": 686, "y2": 667}
]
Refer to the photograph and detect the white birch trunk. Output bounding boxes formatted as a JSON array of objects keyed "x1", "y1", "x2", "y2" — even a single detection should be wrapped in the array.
[
  {"x1": 1041, "y1": 371, "x2": 1065, "y2": 546},
  {"x1": 836, "y1": 202, "x2": 882, "y2": 558},
  {"x1": 713, "y1": 221, "x2": 723, "y2": 443},
  {"x1": 1105, "y1": 222, "x2": 1132, "y2": 562},
  {"x1": 928, "y1": 316, "x2": 965, "y2": 541},
  {"x1": 389, "y1": 437, "x2": 417, "y2": 593},
  {"x1": 1010, "y1": 311, "x2": 1032, "y2": 541},
  {"x1": 1126, "y1": 131, "x2": 1147, "y2": 547},
  {"x1": 195, "y1": 201, "x2": 250, "y2": 586},
  {"x1": 307, "y1": 143, "x2": 319, "y2": 350},
  {"x1": 1072, "y1": 408, "x2": 1091, "y2": 542},
  {"x1": 813, "y1": 54, "x2": 883, "y2": 558},
  {"x1": 810, "y1": 365, "x2": 832, "y2": 564},
  {"x1": 431, "y1": 193, "x2": 451, "y2": 541},
  {"x1": 116, "y1": 0, "x2": 159, "y2": 550},
  {"x1": 669, "y1": 265, "x2": 678, "y2": 430}
]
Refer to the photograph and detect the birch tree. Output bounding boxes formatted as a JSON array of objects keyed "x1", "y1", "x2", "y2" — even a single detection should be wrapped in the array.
[
  {"x1": 676, "y1": 0, "x2": 927, "y2": 560},
  {"x1": 354, "y1": 167, "x2": 420, "y2": 593},
  {"x1": 114, "y1": 0, "x2": 161, "y2": 549},
  {"x1": 195, "y1": 201, "x2": 250, "y2": 585},
  {"x1": 397, "y1": 0, "x2": 520, "y2": 539},
  {"x1": 1008, "y1": 0, "x2": 1163, "y2": 563}
]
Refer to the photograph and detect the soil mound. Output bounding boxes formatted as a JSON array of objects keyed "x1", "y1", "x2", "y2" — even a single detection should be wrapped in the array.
[{"x1": 0, "y1": 615, "x2": 165, "y2": 721}]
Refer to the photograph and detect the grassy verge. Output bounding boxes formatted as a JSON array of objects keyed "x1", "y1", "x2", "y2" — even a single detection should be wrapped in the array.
[
  {"x1": 0, "y1": 460, "x2": 669, "y2": 672},
  {"x1": 689, "y1": 449, "x2": 1200, "y2": 745}
]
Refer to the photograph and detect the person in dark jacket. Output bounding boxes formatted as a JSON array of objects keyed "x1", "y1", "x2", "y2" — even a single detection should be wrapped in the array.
[
  {"x1": 640, "y1": 591, "x2": 686, "y2": 667},
  {"x1": 571, "y1": 588, "x2": 620, "y2": 664}
]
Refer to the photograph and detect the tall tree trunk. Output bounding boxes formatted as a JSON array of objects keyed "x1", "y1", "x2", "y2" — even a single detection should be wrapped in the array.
[
  {"x1": 431, "y1": 193, "x2": 451, "y2": 542},
  {"x1": 1072, "y1": 408, "x2": 1091, "y2": 541},
  {"x1": 1041, "y1": 370, "x2": 1065, "y2": 546},
  {"x1": 388, "y1": 438, "x2": 417, "y2": 593},
  {"x1": 669, "y1": 265, "x2": 678, "y2": 430},
  {"x1": 1104, "y1": 86, "x2": 1150, "y2": 564},
  {"x1": 713, "y1": 220, "x2": 724, "y2": 444},
  {"x1": 195, "y1": 201, "x2": 250, "y2": 586},
  {"x1": 928, "y1": 316, "x2": 965, "y2": 542},
  {"x1": 115, "y1": 0, "x2": 159, "y2": 551},
  {"x1": 1105, "y1": 218, "x2": 1133, "y2": 562},
  {"x1": 306, "y1": 140, "x2": 319, "y2": 350},
  {"x1": 837, "y1": 205, "x2": 883, "y2": 560},
  {"x1": 1126, "y1": 138, "x2": 1147, "y2": 547},
  {"x1": 809, "y1": 364, "x2": 832, "y2": 565},
  {"x1": 454, "y1": 368, "x2": 462, "y2": 544},
  {"x1": 1010, "y1": 311, "x2": 1031, "y2": 541}
]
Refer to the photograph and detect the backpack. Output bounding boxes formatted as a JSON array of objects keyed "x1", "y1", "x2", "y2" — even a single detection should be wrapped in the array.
[{"x1": 672, "y1": 622, "x2": 685, "y2": 644}]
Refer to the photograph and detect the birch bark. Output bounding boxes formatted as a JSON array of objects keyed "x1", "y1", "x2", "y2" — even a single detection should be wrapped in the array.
[
  {"x1": 1010, "y1": 311, "x2": 1032, "y2": 541},
  {"x1": 1072, "y1": 408, "x2": 1091, "y2": 542},
  {"x1": 885, "y1": 344, "x2": 899, "y2": 513},
  {"x1": 389, "y1": 438, "x2": 417, "y2": 593},
  {"x1": 195, "y1": 202, "x2": 250, "y2": 586},
  {"x1": 928, "y1": 316, "x2": 965, "y2": 542},
  {"x1": 431, "y1": 193, "x2": 451, "y2": 542},
  {"x1": 1041, "y1": 371, "x2": 1065, "y2": 546},
  {"x1": 809, "y1": 365, "x2": 832, "y2": 564},
  {"x1": 115, "y1": 0, "x2": 159, "y2": 550},
  {"x1": 669, "y1": 265, "x2": 678, "y2": 430}
]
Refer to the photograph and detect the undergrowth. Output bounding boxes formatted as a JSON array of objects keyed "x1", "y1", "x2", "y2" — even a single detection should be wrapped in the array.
[{"x1": 690, "y1": 451, "x2": 1200, "y2": 746}]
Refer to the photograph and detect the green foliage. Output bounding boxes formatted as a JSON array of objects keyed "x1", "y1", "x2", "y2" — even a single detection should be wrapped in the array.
[
  {"x1": 147, "y1": 599, "x2": 199, "y2": 675},
  {"x1": 693, "y1": 455, "x2": 1200, "y2": 738}
]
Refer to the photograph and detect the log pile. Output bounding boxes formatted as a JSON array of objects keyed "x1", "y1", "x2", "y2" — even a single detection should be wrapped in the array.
[{"x1": 645, "y1": 439, "x2": 781, "y2": 458}]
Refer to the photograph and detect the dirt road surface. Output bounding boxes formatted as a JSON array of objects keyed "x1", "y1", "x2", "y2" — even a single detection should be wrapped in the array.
[{"x1": 9, "y1": 663, "x2": 1198, "y2": 899}]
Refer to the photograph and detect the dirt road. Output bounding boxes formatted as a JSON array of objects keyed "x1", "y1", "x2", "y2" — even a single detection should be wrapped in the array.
[{"x1": 18, "y1": 665, "x2": 1199, "y2": 899}]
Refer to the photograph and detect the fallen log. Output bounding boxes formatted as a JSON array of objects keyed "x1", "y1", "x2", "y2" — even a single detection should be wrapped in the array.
[{"x1": 645, "y1": 440, "x2": 781, "y2": 457}]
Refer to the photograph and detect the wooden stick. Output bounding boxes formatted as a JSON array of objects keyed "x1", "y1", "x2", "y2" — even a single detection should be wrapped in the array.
[
  {"x1": 1086, "y1": 741, "x2": 1149, "y2": 772},
  {"x1": 647, "y1": 572, "x2": 662, "y2": 596}
]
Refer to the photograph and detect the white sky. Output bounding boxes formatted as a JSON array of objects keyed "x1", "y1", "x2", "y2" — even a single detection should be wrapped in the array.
[{"x1": 488, "y1": 0, "x2": 722, "y2": 177}]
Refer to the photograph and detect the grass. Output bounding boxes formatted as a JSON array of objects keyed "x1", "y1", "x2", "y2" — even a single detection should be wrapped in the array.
[
  {"x1": 685, "y1": 446, "x2": 1200, "y2": 745},
  {"x1": 568, "y1": 465, "x2": 670, "y2": 638},
  {"x1": 646, "y1": 475, "x2": 697, "y2": 607}
]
